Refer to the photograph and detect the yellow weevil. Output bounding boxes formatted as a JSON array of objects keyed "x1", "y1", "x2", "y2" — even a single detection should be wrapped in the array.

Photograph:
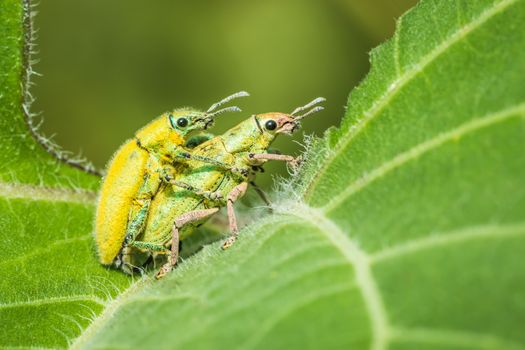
[
  {"x1": 95, "y1": 92, "x2": 249, "y2": 271},
  {"x1": 119, "y1": 98, "x2": 325, "y2": 278}
]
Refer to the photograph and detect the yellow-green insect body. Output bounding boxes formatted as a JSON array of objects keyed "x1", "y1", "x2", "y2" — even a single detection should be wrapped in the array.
[
  {"x1": 95, "y1": 138, "x2": 149, "y2": 265},
  {"x1": 125, "y1": 98, "x2": 325, "y2": 277},
  {"x1": 95, "y1": 92, "x2": 248, "y2": 268},
  {"x1": 139, "y1": 137, "x2": 238, "y2": 245}
]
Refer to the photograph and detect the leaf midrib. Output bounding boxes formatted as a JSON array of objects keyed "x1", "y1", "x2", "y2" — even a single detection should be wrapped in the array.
[
  {"x1": 0, "y1": 182, "x2": 97, "y2": 204},
  {"x1": 66, "y1": 197, "x2": 525, "y2": 349},
  {"x1": 322, "y1": 102, "x2": 525, "y2": 212},
  {"x1": 390, "y1": 327, "x2": 525, "y2": 350},
  {"x1": 285, "y1": 203, "x2": 389, "y2": 350},
  {"x1": 0, "y1": 295, "x2": 106, "y2": 310}
]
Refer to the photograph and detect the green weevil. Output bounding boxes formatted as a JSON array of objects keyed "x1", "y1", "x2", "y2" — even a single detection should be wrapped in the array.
[
  {"x1": 95, "y1": 92, "x2": 249, "y2": 270},
  {"x1": 118, "y1": 97, "x2": 325, "y2": 278}
]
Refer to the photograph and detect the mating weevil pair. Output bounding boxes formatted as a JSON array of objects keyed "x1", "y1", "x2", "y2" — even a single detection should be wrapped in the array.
[{"x1": 95, "y1": 92, "x2": 325, "y2": 278}]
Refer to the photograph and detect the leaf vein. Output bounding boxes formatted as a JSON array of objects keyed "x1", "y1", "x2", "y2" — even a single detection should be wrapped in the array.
[
  {"x1": 0, "y1": 295, "x2": 106, "y2": 310},
  {"x1": 371, "y1": 222, "x2": 525, "y2": 263},
  {"x1": 0, "y1": 182, "x2": 97, "y2": 204},
  {"x1": 323, "y1": 102, "x2": 525, "y2": 212},
  {"x1": 283, "y1": 202, "x2": 390, "y2": 350},
  {"x1": 393, "y1": 16, "x2": 403, "y2": 78},
  {"x1": 390, "y1": 326, "x2": 525, "y2": 350},
  {"x1": 304, "y1": 0, "x2": 519, "y2": 200}
]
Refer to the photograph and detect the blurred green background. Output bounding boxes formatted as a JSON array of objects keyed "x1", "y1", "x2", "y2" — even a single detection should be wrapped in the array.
[{"x1": 34, "y1": 0, "x2": 416, "y2": 185}]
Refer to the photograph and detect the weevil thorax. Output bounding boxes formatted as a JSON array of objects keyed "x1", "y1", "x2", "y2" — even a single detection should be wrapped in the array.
[
  {"x1": 222, "y1": 112, "x2": 295, "y2": 154},
  {"x1": 135, "y1": 109, "x2": 211, "y2": 159}
]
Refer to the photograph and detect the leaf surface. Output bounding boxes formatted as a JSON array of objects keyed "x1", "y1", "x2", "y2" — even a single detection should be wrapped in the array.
[
  {"x1": 0, "y1": 1, "x2": 130, "y2": 348},
  {"x1": 1, "y1": 0, "x2": 525, "y2": 349}
]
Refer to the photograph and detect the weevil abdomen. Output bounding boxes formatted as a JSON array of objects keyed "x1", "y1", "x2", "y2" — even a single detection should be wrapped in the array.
[{"x1": 95, "y1": 140, "x2": 149, "y2": 264}]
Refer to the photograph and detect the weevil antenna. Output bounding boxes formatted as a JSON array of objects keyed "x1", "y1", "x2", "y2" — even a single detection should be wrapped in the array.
[
  {"x1": 208, "y1": 106, "x2": 242, "y2": 118},
  {"x1": 207, "y1": 91, "x2": 250, "y2": 113},
  {"x1": 290, "y1": 97, "x2": 326, "y2": 116},
  {"x1": 294, "y1": 106, "x2": 324, "y2": 121}
]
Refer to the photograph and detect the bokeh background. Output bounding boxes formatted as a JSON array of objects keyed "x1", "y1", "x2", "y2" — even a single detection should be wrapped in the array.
[{"x1": 34, "y1": 0, "x2": 416, "y2": 186}]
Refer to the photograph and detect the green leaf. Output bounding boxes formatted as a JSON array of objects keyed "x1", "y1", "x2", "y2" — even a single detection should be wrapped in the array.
[
  {"x1": 2, "y1": 0, "x2": 525, "y2": 349},
  {"x1": 0, "y1": 0, "x2": 131, "y2": 348}
]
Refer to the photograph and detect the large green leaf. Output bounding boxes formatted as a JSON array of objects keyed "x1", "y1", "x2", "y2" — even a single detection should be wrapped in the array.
[
  {"x1": 2, "y1": 0, "x2": 525, "y2": 349},
  {"x1": 0, "y1": 0, "x2": 131, "y2": 348}
]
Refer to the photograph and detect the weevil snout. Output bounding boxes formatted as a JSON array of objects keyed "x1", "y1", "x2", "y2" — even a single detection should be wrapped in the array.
[
  {"x1": 278, "y1": 97, "x2": 326, "y2": 135},
  {"x1": 194, "y1": 114, "x2": 218, "y2": 130},
  {"x1": 276, "y1": 114, "x2": 299, "y2": 135}
]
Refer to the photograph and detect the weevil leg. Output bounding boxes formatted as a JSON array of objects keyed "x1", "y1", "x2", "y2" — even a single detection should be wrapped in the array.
[
  {"x1": 128, "y1": 240, "x2": 170, "y2": 253},
  {"x1": 122, "y1": 157, "x2": 166, "y2": 248},
  {"x1": 249, "y1": 180, "x2": 272, "y2": 210},
  {"x1": 248, "y1": 153, "x2": 301, "y2": 164},
  {"x1": 118, "y1": 242, "x2": 167, "y2": 275},
  {"x1": 156, "y1": 208, "x2": 220, "y2": 279},
  {"x1": 248, "y1": 153, "x2": 302, "y2": 172},
  {"x1": 170, "y1": 180, "x2": 224, "y2": 202},
  {"x1": 248, "y1": 152, "x2": 295, "y2": 162},
  {"x1": 124, "y1": 201, "x2": 150, "y2": 243},
  {"x1": 155, "y1": 225, "x2": 179, "y2": 279},
  {"x1": 173, "y1": 151, "x2": 232, "y2": 169},
  {"x1": 222, "y1": 182, "x2": 249, "y2": 250},
  {"x1": 172, "y1": 151, "x2": 250, "y2": 177}
]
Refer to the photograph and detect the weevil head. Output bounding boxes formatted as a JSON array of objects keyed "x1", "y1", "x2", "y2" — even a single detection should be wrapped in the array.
[
  {"x1": 222, "y1": 97, "x2": 325, "y2": 155},
  {"x1": 165, "y1": 109, "x2": 218, "y2": 135},
  {"x1": 135, "y1": 109, "x2": 211, "y2": 156},
  {"x1": 135, "y1": 91, "x2": 249, "y2": 157}
]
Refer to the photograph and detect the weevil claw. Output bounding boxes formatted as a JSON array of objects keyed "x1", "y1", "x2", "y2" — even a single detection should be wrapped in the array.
[
  {"x1": 222, "y1": 236, "x2": 237, "y2": 250},
  {"x1": 155, "y1": 263, "x2": 173, "y2": 279},
  {"x1": 288, "y1": 156, "x2": 303, "y2": 173}
]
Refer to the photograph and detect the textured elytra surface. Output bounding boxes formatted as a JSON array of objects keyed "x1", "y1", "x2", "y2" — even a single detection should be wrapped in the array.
[{"x1": 1, "y1": 0, "x2": 525, "y2": 350}]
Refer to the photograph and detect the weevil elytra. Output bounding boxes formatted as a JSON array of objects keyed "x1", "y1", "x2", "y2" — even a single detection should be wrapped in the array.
[
  {"x1": 95, "y1": 92, "x2": 249, "y2": 269},
  {"x1": 118, "y1": 98, "x2": 325, "y2": 278}
]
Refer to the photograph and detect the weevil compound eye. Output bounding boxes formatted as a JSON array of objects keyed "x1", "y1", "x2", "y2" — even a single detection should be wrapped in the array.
[
  {"x1": 264, "y1": 120, "x2": 277, "y2": 131},
  {"x1": 177, "y1": 117, "x2": 188, "y2": 128},
  {"x1": 169, "y1": 114, "x2": 189, "y2": 129}
]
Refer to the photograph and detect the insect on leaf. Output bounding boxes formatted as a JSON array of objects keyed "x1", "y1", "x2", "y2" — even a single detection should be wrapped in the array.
[{"x1": 1, "y1": 0, "x2": 525, "y2": 349}]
